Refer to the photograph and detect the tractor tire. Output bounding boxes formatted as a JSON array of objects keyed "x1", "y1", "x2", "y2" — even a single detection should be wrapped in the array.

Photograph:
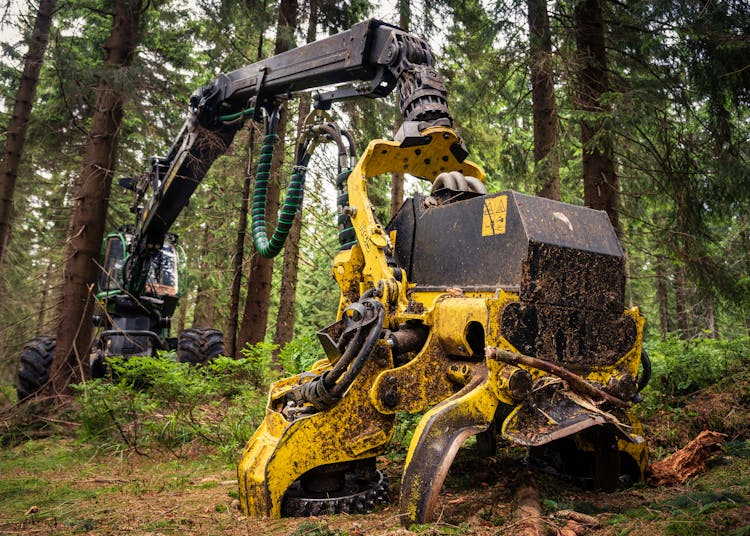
[
  {"x1": 16, "y1": 336, "x2": 56, "y2": 402},
  {"x1": 177, "y1": 328, "x2": 224, "y2": 364}
]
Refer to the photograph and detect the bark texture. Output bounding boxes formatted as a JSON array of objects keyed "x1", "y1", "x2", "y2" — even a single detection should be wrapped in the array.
[
  {"x1": 528, "y1": 0, "x2": 560, "y2": 200},
  {"x1": 0, "y1": 0, "x2": 57, "y2": 272},
  {"x1": 573, "y1": 0, "x2": 620, "y2": 234},
  {"x1": 49, "y1": 0, "x2": 142, "y2": 395},
  {"x1": 674, "y1": 265, "x2": 691, "y2": 339},
  {"x1": 193, "y1": 217, "x2": 216, "y2": 328},
  {"x1": 649, "y1": 430, "x2": 726, "y2": 486},
  {"x1": 227, "y1": 20, "x2": 268, "y2": 357},
  {"x1": 654, "y1": 255, "x2": 671, "y2": 338}
]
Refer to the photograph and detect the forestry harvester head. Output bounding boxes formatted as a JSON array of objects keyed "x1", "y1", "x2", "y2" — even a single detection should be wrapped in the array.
[{"x1": 236, "y1": 130, "x2": 649, "y2": 526}]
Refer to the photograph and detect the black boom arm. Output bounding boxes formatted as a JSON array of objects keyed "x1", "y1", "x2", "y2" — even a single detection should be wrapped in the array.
[{"x1": 125, "y1": 19, "x2": 452, "y2": 295}]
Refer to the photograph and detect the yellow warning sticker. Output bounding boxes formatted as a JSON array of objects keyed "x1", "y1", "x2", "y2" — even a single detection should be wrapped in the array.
[{"x1": 482, "y1": 195, "x2": 507, "y2": 236}]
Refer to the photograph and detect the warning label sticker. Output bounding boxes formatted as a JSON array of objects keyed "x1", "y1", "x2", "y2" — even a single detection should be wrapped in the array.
[{"x1": 482, "y1": 195, "x2": 507, "y2": 236}]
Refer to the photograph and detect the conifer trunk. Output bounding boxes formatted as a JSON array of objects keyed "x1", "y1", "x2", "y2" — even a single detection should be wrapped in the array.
[
  {"x1": 227, "y1": 18, "x2": 268, "y2": 358},
  {"x1": 48, "y1": 0, "x2": 142, "y2": 395},
  {"x1": 528, "y1": 0, "x2": 560, "y2": 200},
  {"x1": 674, "y1": 266, "x2": 691, "y2": 340},
  {"x1": 274, "y1": 0, "x2": 318, "y2": 349},
  {"x1": 0, "y1": 0, "x2": 57, "y2": 273},
  {"x1": 37, "y1": 260, "x2": 54, "y2": 335},
  {"x1": 573, "y1": 0, "x2": 620, "y2": 234},
  {"x1": 237, "y1": 0, "x2": 298, "y2": 351},
  {"x1": 702, "y1": 294, "x2": 718, "y2": 339},
  {"x1": 227, "y1": 128, "x2": 254, "y2": 357}
]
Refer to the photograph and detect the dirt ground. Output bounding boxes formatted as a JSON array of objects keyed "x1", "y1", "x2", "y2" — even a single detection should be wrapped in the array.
[{"x1": 1, "y1": 435, "x2": 748, "y2": 536}]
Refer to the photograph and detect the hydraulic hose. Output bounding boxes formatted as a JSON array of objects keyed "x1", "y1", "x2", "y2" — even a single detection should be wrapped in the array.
[
  {"x1": 337, "y1": 126, "x2": 358, "y2": 250},
  {"x1": 292, "y1": 297, "x2": 384, "y2": 412},
  {"x1": 251, "y1": 110, "x2": 308, "y2": 259},
  {"x1": 336, "y1": 169, "x2": 356, "y2": 250},
  {"x1": 328, "y1": 300, "x2": 384, "y2": 398},
  {"x1": 251, "y1": 110, "x2": 357, "y2": 258}
]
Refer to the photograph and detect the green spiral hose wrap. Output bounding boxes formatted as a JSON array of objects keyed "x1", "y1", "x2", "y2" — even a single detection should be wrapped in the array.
[{"x1": 251, "y1": 133, "x2": 307, "y2": 259}]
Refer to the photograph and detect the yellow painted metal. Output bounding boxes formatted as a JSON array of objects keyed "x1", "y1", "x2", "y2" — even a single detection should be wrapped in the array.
[
  {"x1": 619, "y1": 411, "x2": 649, "y2": 479},
  {"x1": 237, "y1": 126, "x2": 650, "y2": 521},
  {"x1": 343, "y1": 127, "x2": 483, "y2": 313},
  {"x1": 404, "y1": 368, "x2": 497, "y2": 469},
  {"x1": 238, "y1": 343, "x2": 395, "y2": 517},
  {"x1": 399, "y1": 366, "x2": 499, "y2": 524},
  {"x1": 377, "y1": 295, "x2": 476, "y2": 411}
]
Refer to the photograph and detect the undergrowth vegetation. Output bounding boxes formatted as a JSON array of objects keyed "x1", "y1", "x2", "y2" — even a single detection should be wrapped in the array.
[
  {"x1": 646, "y1": 336, "x2": 750, "y2": 397},
  {"x1": 72, "y1": 354, "x2": 265, "y2": 460},
  {"x1": 0, "y1": 337, "x2": 748, "y2": 534},
  {"x1": 639, "y1": 336, "x2": 750, "y2": 454},
  {"x1": 67, "y1": 338, "x2": 325, "y2": 461}
]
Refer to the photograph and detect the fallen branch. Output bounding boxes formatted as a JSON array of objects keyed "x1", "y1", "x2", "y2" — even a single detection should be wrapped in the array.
[{"x1": 485, "y1": 347, "x2": 630, "y2": 409}]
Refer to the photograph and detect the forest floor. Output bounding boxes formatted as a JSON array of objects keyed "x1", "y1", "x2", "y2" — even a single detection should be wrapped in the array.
[
  {"x1": 1, "y1": 373, "x2": 749, "y2": 535},
  {"x1": 0, "y1": 432, "x2": 748, "y2": 535}
]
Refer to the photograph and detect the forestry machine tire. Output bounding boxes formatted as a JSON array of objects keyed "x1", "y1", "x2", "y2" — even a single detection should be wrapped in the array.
[
  {"x1": 177, "y1": 328, "x2": 225, "y2": 364},
  {"x1": 15, "y1": 336, "x2": 56, "y2": 402}
]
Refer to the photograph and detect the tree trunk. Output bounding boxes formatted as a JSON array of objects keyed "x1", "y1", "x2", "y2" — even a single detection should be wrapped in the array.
[
  {"x1": 274, "y1": 0, "x2": 318, "y2": 349},
  {"x1": 48, "y1": 0, "x2": 142, "y2": 396},
  {"x1": 176, "y1": 288, "x2": 188, "y2": 335},
  {"x1": 0, "y1": 0, "x2": 57, "y2": 273},
  {"x1": 573, "y1": 0, "x2": 620, "y2": 235},
  {"x1": 390, "y1": 0, "x2": 410, "y2": 219},
  {"x1": 702, "y1": 293, "x2": 718, "y2": 339},
  {"x1": 741, "y1": 222, "x2": 750, "y2": 336},
  {"x1": 528, "y1": 0, "x2": 560, "y2": 200},
  {"x1": 237, "y1": 0, "x2": 298, "y2": 352},
  {"x1": 227, "y1": 128, "x2": 255, "y2": 356},
  {"x1": 37, "y1": 259, "x2": 54, "y2": 335},
  {"x1": 654, "y1": 255, "x2": 671, "y2": 339}
]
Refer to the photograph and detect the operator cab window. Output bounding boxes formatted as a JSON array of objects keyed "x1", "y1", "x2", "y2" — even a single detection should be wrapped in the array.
[
  {"x1": 146, "y1": 244, "x2": 178, "y2": 297},
  {"x1": 99, "y1": 236, "x2": 124, "y2": 293}
]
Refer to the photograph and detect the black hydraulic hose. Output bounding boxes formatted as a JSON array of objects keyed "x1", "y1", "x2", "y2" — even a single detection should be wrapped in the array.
[
  {"x1": 336, "y1": 169, "x2": 356, "y2": 249},
  {"x1": 341, "y1": 129, "x2": 357, "y2": 158},
  {"x1": 325, "y1": 316, "x2": 371, "y2": 384},
  {"x1": 328, "y1": 301, "x2": 384, "y2": 398}
]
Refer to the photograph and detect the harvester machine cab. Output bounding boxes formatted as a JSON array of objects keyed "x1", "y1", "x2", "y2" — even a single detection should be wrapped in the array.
[{"x1": 92, "y1": 228, "x2": 186, "y2": 369}]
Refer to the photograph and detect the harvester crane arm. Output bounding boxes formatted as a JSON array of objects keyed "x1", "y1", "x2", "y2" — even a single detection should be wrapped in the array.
[{"x1": 124, "y1": 18, "x2": 454, "y2": 295}]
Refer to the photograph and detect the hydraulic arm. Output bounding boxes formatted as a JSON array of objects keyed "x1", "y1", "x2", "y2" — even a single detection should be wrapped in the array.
[{"x1": 123, "y1": 19, "x2": 456, "y2": 295}]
